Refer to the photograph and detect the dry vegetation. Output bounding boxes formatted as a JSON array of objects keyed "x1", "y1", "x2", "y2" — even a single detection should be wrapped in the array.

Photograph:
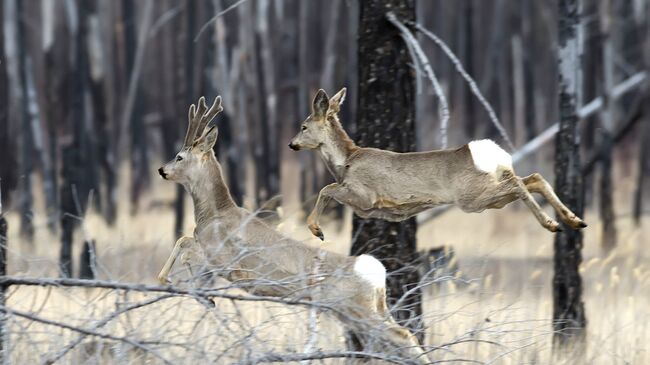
[{"x1": 2, "y1": 164, "x2": 648, "y2": 364}]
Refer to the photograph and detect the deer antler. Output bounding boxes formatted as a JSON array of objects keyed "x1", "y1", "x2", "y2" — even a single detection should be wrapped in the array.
[{"x1": 183, "y1": 96, "x2": 223, "y2": 148}]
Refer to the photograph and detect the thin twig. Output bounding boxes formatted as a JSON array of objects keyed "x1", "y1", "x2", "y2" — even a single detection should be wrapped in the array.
[
  {"x1": 44, "y1": 294, "x2": 175, "y2": 364},
  {"x1": 194, "y1": 0, "x2": 249, "y2": 42},
  {"x1": 0, "y1": 305, "x2": 173, "y2": 365}
]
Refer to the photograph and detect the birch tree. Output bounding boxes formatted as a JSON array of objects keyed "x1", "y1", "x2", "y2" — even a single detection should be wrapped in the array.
[{"x1": 553, "y1": 0, "x2": 587, "y2": 351}]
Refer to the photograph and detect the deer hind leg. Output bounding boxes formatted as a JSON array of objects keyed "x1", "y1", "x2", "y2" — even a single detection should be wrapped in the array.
[
  {"x1": 158, "y1": 236, "x2": 194, "y2": 284},
  {"x1": 480, "y1": 175, "x2": 561, "y2": 232},
  {"x1": 368, "y1": 288, "x2": 430, "y2": 364},
  {"x1": 522, "y1": 173, "x2": 587, "y2": 230}
]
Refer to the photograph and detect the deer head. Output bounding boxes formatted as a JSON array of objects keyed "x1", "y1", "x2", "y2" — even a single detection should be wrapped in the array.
[
  {"x1": 288, "y1": 87, "x2": 346, "y2": 151},
  {"x1": 158, "y1": 96, "x2": 223, "y2": 184}
]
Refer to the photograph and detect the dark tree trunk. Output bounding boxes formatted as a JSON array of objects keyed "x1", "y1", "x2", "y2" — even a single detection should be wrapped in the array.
[
  {"x1": 0, "y1": 3, "x2": 16, "y2": 210},
  {"x1": 78, "y1": 240, "x2": 97, "y2": 279},
  {"x1": 215, "y1": 112, "x2": 243, "y2": 205},
  {"x1": 16, "y1": 0, "x2": 35, "y2": 242},
  {"x1": 553, "y1": 0, "x2": 587, "y2": 350},
  {"x1": 598, "y1": 0, "x2": 617, "y2": 252},
  {"x1": 126, "y1": 0, "x2": 150, "y2": 215},
  {"x1": 634, "y1": 93, "x2": 650, "y2": 225},
  {"x1": 85, "y1": 1, "x2": 116, "y2": 224},
  {"x1": 598, "y1": 130, "x2": 616, "y2": 251},
  {"x1": 0, "y1": 210, "x2": 7, "y2": 357},
  {"x1": 349, "y1": 0, "x2": 423, "y2": 348},
  {"x1": 59, "y1": 146, "x2": 78, "y2": 278}
]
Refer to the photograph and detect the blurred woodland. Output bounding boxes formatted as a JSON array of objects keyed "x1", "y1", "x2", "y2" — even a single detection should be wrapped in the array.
[
  {"x1": 1, "y1": 0, "x2": 648, "y2": 244},
  {"x1": 0, "y1": 0, "x2": 650, "y2": 363}
]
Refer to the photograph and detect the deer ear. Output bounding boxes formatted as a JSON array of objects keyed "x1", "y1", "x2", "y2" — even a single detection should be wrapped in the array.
[
  {"x1": 193, "y1": 126, "x2": 219, "y2": 152},
  {"x1": 328, "y1": 87, "x2": 346, "y2": 113},
  {"x1": 312, "y1": 89, "x2": 329, "y2": 118}
]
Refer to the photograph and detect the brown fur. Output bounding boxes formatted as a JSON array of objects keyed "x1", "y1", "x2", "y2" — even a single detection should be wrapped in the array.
[
  {"x1": 290, "y1": 88, "x2": 587, "y2": 240},
  {"x1": 158, "y1": 96, "x2": 432, "y2": 363}
]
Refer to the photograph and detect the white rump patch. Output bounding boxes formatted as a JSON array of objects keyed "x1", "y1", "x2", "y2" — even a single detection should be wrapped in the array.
[
  {"x1": 354, "y1": 254, "x2": 386, "y2": 288},
  {"x1": 468, "y1": 139, "x2": 513, "y2": 174}
]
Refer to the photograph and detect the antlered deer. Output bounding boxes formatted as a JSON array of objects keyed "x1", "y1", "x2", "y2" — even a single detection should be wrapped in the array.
[
  {"x1": 289, "y1": 88, "x2": 586, "y2": 240},
  {"x1": 157, "y1": 96, "x2": 431, "y2": 363}
]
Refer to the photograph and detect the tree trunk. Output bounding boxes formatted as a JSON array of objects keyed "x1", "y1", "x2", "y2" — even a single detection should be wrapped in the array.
[
  {"x1": 598, "y1": 0, "x2": 617, "y2": 252},
  {"x1": 126, "y1": 0, "x2": 150, "y2": 215},
  {"x1": 634, "y1": 95, "x2": 650, "y2": 225},
  {"x1": 553, "y1": 0, "x2": 587, "y2": 351},
  {"x1": 349, "y1": 0, "x2": 423, "y2": 348},
  {"x1": 0, "y1": 209, "x2": 7, "y2": 358},
  {"x1": 85, "y1": 1, "x2": 116, "y2": 224},
  {"x1": 78, "y1": 240, "x2": 97, "y2": 279},
  {"x1": 633, "y1": 4, "x2": 650, "y2": 225},
  {"x1": 16, "y1": 0, "x2": 35, "y2": 242},
  {"x1": 172, "y1": 0, "x2": 192, "y2": 237},
  {"x1": 0, "y1": 2, "x2": 17, "y2": 210},
  {"x1": 59, "y1": 146, "x2": 77, "y2": 278}
]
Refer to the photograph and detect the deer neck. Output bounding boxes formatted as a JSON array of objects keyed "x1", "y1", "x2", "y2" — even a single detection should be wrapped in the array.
[
  {"x1": 319, "y1": 118, "x2": 358, "y2": 181},
  {"x1": 186, "y1": 154, "x2": 237, "y2": 229}
]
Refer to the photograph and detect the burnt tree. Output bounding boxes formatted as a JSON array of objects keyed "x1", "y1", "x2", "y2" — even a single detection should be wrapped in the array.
[
  {"x1": 553, "y1": 0, "x2": 587, "y2": 350},
  {"x1": 0, "y1": 204, "x2": 6, "y2": 358},
  {"x1": 16, "y1": 0, "x2": 35, "y2": 242},
  {"x1": 0, "y1": 3, "x2": 17, "y2": 210},
  {"x1": 349, "y1": 0, "x2": 423, "y2": 348}
]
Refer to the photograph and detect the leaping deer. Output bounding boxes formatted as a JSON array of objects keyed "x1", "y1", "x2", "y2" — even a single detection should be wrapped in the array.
[
  {"x1": 157, "y1": 96, "x2": 431, "y2": 363},
  {"x1": 289, "y1": 88, "x2": 586, "y2": 240}
]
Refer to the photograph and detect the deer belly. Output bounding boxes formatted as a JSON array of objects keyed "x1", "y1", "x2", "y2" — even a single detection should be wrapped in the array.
[{"x1": 354, "y1": 198, "x2": 432, "y2": 221}]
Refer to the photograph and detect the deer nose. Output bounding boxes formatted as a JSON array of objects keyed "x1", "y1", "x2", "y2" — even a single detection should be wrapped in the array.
[
  {"x1": 158, "y1": 167, "x2": 167, "y2": 179},
  {"x1": 288, "y1": 142, "x2": 300, "y2": 151}
]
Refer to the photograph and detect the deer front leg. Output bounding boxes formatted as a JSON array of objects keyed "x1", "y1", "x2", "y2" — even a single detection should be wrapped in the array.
[
  {"x1": 158, "y1": 236, "x2": 194, "y2": 284},
  {"x1": 307, "y1": 183, "x2": 340, "y2": 240},
  {"x1": 308, "y1": 183, "x2": 373, "y2": 240},
  {"x1": 522, "y1": 173, "x2": 587, "y2": 230}
]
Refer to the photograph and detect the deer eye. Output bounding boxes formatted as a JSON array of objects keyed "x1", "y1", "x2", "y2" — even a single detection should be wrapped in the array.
[
  {"x1": 301, "y1": 125, "x2": 307, "y2": 131},
  {"x1": 176, "y1": 155, "x2": 183, "y2": 162}
]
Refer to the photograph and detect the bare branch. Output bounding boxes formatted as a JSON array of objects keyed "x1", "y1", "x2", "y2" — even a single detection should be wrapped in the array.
[
  {"x1": 44, "y1": 294, "x2": 175, "y2": 364},
  {"x1": 0, "y1": 305, "x2": 173, "y2": 365},
  {"x1": 386, "y1": 12, "x2": 450, "y2": 149},
  {"x1": 194, "y1": 0, "x2": 249, "y2": 43},
  {"x1": 410, "y1": 20, "x2": 516, "y2": 152}
]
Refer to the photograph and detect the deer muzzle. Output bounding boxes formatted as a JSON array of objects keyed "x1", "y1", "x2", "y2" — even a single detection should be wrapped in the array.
[
  {"x1": 158, "y1": 167, "x2": 168, "y2": 179},
  {"x1": 288, "y1": 142, "x2": 301, "y2": 151}
]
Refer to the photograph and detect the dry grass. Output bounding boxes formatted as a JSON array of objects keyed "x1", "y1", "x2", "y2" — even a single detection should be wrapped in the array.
[{"x1": 2, "y1": 172, "x2": 649, "y2": 364}]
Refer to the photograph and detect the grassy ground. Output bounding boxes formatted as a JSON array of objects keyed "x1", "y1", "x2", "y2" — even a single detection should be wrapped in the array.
[{"x1": 2, "y1": 170, "x2": 649, "y2": 364}]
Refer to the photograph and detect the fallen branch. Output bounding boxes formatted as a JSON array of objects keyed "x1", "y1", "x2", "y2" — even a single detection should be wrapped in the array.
[
  {"x1": 0, "y1": 276, "x2": 337, "y2": 311},
  {"x1": 511, "y1": 71, "x2": 647, "y2": 162},
  {"x1": 236, "y1": 350, "x2": 416, "y2": 365}
]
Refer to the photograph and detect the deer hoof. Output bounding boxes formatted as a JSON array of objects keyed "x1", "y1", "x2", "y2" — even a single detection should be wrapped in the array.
[
  {"x1": 309, "y1": 225, "x2": 324, "y2": 241},
  {"x1": 157, "y1": 275, "x2": 171, "y2": 285},
  {"x1": 546, "y1": 220, "x2": 562, "y2": 232},
  {"x1": 575, "y1": 219, "x2": 587, "y2": 229}
]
